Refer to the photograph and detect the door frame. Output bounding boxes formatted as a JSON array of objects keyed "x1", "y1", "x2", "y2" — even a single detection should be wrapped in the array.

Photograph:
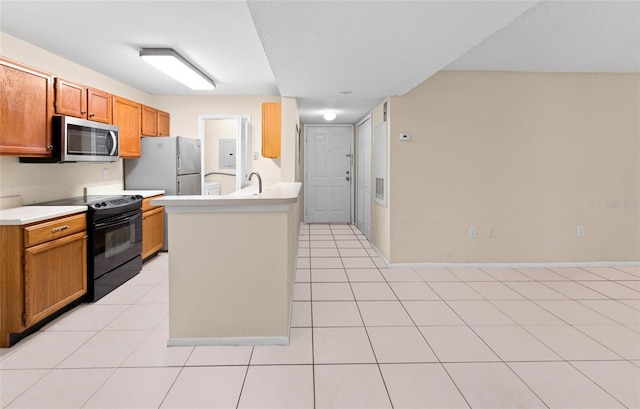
[
  {"x1": 303, "y1": 123, "x2": 355, "y2": 224},
  {"x1": 355, "y1": 114, "x2": 372, "y2": 238}
]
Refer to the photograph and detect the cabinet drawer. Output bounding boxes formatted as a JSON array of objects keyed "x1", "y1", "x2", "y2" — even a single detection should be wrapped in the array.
[
  {"x1": 142, "y1": 195, "x2": 163, "y2": 212},
  {"x1": 24, "y1": 213, "x2": 86, "y2": 247}
]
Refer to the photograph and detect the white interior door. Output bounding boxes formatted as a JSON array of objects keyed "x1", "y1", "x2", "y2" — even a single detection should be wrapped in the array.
[
  {"x1": 356, "y1": 118, "x2": 372, "y2": 238},
  {"x1": 305, "y1": 125, "x2": 352, "y2": 223}
]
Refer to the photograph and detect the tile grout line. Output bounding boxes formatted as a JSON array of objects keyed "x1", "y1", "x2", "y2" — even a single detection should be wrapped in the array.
[{"x1": 338, "y1": 224, "x2": 396, "y2": 409}]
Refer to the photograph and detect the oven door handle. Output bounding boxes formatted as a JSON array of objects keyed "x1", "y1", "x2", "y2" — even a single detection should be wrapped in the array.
[{"x1": 94, "y1": 211, "x2": 140, "y2": 229}]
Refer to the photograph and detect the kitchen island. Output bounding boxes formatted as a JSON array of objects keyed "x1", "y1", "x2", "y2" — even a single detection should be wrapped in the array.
[{"x1": 151, "y1": 182, "x2": 301, "y2": 346}]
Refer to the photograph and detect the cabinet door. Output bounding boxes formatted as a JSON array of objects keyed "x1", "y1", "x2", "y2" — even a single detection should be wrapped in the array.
[
  {"x1": 24, "y1": 231, "x2": 87, "y2": 327},
  {"x1": 54, "y1": 78, "x2": 86, "y2": 118},
  {"x1": 0, "y1": 58, "x2": 53, "y2": 156},
  {"x1": 261, "y1": 102, "x2": 281, "y2": 158},
  {"x1": 142, "y1": 206, "x2": 164, "y2": 259},
  {"x1": 141, "y1": 105, "x2": 158, "y2": 136},
  {"x1": 157, "y1": 110, "x2": 170, "y2": 137},
  {"x1": 113, "y1": 96, "x2": 142, "y2": 158},
  {"x1": 87, "y1": 87, "x2": 111, "y2": 123}
]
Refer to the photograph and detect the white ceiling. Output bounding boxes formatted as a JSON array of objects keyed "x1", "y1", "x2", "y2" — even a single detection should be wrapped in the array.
[{"x1": 1, "y1": 1, "x2": 638, "y2": 124}]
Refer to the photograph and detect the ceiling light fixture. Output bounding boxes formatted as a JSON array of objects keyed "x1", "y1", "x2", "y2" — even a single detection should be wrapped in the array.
[
  {"x1": 139, "y1": 48, "x2": 215, "y2": 90},
  {"x1": 323, "y1": 111, "x2": 337, "y2": 121}
]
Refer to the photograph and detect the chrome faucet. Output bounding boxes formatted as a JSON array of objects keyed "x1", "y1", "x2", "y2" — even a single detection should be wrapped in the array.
[{"x1": 248, "y1": 171, "x2": 262, "y2": 194}]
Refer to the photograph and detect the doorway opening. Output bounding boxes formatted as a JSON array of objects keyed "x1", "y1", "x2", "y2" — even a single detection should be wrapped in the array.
[
  {"x1": 304, "y1": 124, "x2": 354, "y2": 224},
  {"x1": 198, "y1": 115, "x2": 251, "y2": 195}
]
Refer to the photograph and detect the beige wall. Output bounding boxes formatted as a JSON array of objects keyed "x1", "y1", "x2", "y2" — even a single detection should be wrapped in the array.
[
  {"x1": 281, "y1": 97, "x2": 301, "y2": 182},
  {"x1": 368, "y1": 101, "x2": 392, "y2": 261},
  {"x1": 388, "y1": 71, "x2": 639, "y2": 263}
]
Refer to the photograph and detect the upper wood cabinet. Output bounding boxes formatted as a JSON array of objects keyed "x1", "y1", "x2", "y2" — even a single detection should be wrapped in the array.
[
  {"x1": 86, "y1": 87, "x2": 111, "y2": 123},
  {"x1": 141, "y1": 105, "x2": 158, "y2": 137},
  {"x1": 157, "y1": 110, "x2": 170, "y2": 137},
  {"x1": 141, "y1": 106, "x2": 170, "y2": 137},
  {"x1": 113, "y1": 96, "x2": 142, "y2": 158},
  {"x1": 261, "y1": 102, "x2": 281, "y2": 158},
  {"x1": 54, "y1": 78, "x2": 112, "y2": 124},
  {"x1": 0, "y1": 57, "x2": 53, "y2": 157}
]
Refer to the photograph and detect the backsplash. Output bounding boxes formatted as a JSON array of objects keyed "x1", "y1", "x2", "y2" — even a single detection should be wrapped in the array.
[{"x1": 0, "y1": 156, "x2": 124, "y2": 205}]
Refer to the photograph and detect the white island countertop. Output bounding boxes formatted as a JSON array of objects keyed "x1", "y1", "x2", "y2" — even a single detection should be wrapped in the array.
[
  {"x1": 0, "y1": 206, "x2": 87, "y2": 226},
  {"x1": 151, "y1": 182, "x2": 301, "y2": 209}
]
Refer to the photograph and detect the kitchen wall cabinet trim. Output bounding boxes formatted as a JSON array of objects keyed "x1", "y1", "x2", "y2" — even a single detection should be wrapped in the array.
[
  {"x1": 0, "y1": 57, "x2": 53, "y2": 157},
  {"x1": 261, "y1": 102, "x2": 281, "y2": 158}
]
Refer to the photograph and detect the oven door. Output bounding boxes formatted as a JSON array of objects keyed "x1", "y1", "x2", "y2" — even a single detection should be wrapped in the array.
[{"x1": 92, "y1": 210, "x2": 142, "y2": 279}]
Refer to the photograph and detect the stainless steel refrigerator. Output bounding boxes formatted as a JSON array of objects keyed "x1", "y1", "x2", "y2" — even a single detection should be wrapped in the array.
[{"x1": 124, "y1": 136, "x2": 202, "y2": 250}]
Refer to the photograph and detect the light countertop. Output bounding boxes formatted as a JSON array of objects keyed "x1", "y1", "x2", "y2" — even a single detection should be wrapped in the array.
[
  {"x1": 0, "y1": 206, "x2": 87, "y2": 226},
  {"x1": 152, "y1": 182, "x2": 301, "y2": 209}
]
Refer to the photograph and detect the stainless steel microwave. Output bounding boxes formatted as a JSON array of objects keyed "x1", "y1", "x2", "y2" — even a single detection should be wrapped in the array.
[{"x1": 21, "y1": 115, "x2": 119, "y2": 163}]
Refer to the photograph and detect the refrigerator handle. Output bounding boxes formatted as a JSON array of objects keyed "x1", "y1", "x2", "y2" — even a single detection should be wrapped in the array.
[
  {"x1": 177, "y1": 180, "x2": 181, "y2": 195},
  {"x1": 177, "y1": 155, "x2": 180, "y2": 171}
]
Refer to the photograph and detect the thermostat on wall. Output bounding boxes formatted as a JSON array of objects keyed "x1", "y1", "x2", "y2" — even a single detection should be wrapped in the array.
[{"x1": 399, "y1": 133, "x2": 411, "y2": 141}]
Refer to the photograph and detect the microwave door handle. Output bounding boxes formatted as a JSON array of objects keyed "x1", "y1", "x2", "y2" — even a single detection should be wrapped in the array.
[
  {"x1": 177, "y1": 180, "x2": 181, "y2": 195},
  {"x1": 108, "y1": 131, "x2": 118, "y2": 156}
]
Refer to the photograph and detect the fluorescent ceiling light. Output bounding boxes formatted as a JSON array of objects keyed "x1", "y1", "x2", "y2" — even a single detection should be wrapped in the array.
[
  {"x1": 323, "y1": 111, "x2": 337, "y2": 121},
  {"x1": 140, "y1": 48, "x2": 215, "y2": 90}
]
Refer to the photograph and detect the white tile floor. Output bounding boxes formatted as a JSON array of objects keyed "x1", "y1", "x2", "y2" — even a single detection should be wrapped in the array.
[{"x1": 1, "y1": 223, "x2": 640, "y2": 408}]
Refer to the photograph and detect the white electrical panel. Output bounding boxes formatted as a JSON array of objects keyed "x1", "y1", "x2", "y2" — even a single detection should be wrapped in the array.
[{"x1": 219, "y1": 139, "x2": 236, "y2": 169}]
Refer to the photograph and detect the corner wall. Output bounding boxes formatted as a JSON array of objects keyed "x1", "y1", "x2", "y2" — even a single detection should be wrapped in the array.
[{"x1": 389, "y1": 71, "x2": 639, "y2": 263}]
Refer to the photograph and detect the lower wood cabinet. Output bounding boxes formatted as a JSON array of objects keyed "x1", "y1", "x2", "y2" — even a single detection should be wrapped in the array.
[
  {"x1": 142, "y1": 195, "x2": 164, "y2": 260},
  {"x1": 0, "y1": 213, "x2": 87, "y2": 347}
]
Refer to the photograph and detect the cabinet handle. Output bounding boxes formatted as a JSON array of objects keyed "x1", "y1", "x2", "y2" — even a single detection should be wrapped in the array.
[
  {"x1": 89, "y1": 113, "x2": 95, "y2": 118},
  {"x1": 47, "y1": 145, "x2": 54, "y2": 151},
  {"x1": 51, "y1": 225, "x2": 69, "y2": 233},
  {"x1": 81, "y1": 111, "x2": 87, "y2": 115}
]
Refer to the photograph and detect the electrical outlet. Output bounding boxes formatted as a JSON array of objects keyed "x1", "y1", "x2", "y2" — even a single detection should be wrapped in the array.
[
  {"x1": 468, "y1": 226, "x2": 476, "y2": 238},
  {"x1": 253, "y1": 152, "x2": 259, "y2": 160},
  {"x1": 488, "y1": 228, "x2": 494, "y2": 238},
  {"x1": 577, "y1": 225, "x2": 585, "y2": 237},
  {"x1": 103, "y1": 168, "x2": 109, "y2": 180}
]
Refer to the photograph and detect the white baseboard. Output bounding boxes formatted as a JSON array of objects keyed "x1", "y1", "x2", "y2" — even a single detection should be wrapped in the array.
[
  {"x1": 167, "y1": 336, "x2": 289, "y2": 347},
  {"x1": 362, "y1": 238, "x2": 639, "y2": 269},
  {"x1": 388, "y1": 261, "x2": 640, "y2": 269}
]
